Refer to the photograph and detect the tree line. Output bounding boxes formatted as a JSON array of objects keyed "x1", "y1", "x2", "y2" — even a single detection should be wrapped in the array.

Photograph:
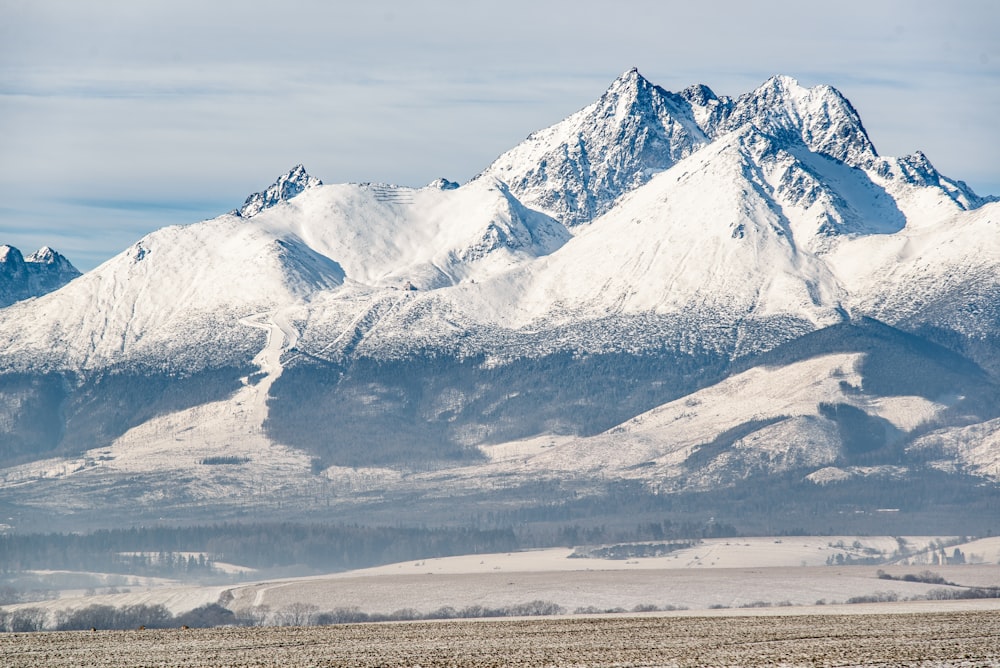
[
  {"x1": 0, "y1": 523, "x2": 520, "y2": 577},
  {"x1": 0, "y1": 600, "x2": 568, "y2": 633},
  {"x1": 0, "y1": 514, "x2": 744, "y2": 581}
]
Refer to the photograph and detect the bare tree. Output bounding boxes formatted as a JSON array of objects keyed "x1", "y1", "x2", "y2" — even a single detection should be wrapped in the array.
[
  {"x1": 8, "y1": 607, "x2": 48, "y2": 632},
  {"x1": 274, "y1": 603, "x2": 318, "y2": 627},
  {"x1": 233, "y1": 604, "x2": 271, "y2": 627}
]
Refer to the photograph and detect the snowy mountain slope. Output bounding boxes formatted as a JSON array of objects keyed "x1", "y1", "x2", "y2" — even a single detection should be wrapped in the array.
[
  {"x1": 0, "y1": 245, "x2": 80, "y2": 308},
  {"x1": 0, "y1": 302, "x2": 317, "y2": 509},
  {"x1": 501, "y1": 352, "x2": 871, "y2": 480},
  {"x1": 829, "y1": 202, "x2": 1000, "y2": 358},
  {"x1": 0, "y1": 71, "x2": 998, "y2": 527},
  {"x1": 449, "y1": 317, "x2": 999, "y2": 491},
  {"x1": 0, "y1": 215, "x2": 344, "y2": 373},
  {"x1": 295, "y1": 131, "x2": 853, "y2": 364},
  {"x1": 490, "y1": 125, "x2": 848, "y2": 328},
  {"x1": 0, "y1": 173, "x2": 567, "y2": 374},
  {"x1": 251, "y1": 176, "x2": 568, "y2": 290},
  {"x1": 1, "y1": 317, "x2": 995, "y2": 523},
  {"x1": 911, "y1": 418, "x2": 1000, "y2": 479}
]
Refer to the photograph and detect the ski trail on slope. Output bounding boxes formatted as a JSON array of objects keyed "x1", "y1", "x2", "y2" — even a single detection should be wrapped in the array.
[
  {"x1": 0, "y1": 304, "x2": 400, "y2": 509},
  {"x1": 314, "y1": 293, "x2": 407, "y2": 359},
  {"x1": 239, "y1": 309, "x2": 298, "y2": 422},
  {"x1": 42, "y1": 309, "x2": 313, "y2": 497}
]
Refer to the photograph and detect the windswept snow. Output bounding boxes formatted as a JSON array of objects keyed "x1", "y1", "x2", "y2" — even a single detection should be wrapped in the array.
[{"x1": 830, "y1": 201, "x2": 1000, "y2": 339}]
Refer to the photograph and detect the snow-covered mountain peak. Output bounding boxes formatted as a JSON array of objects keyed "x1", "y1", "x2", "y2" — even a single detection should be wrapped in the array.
[
  {"x1": 601, "y1": 66, "x2": 653, "y2": 98},
  {"x1": 27, "y1": 245, "x2": 55, "y2": 261},
  {"x1": 0, "y1": 244, "x2": 81, "y2": 308},
  {"x1": 239, "y1": 164, "x2": 323, "y2": 218},
  {"x1": 718, "y1": 76, "x2": 877, "y2": 167},
  {"x1": 596, "y1": 68, "x2": 699, "y2": 130},
  {"x1": 679, "y1": 83, "x2": 718, "y2": 106},
  {"x1": 26, "y1": 245, "x2": 77, "y2": 272},
  {"x1": 477, "y1": 70, "x2": 709, "y2": 227},
  {"x1": 428, "y1": 177, "x2": 460, "y2": 190},
  {"x1": 477, "y1": 73, "x2": 922, "y2": 232},
  {"x1": 2, "y1": 245, "x2": 78, "y2": 272},
  {"x1": 756, "y1": 73, "x2": 805, "y2": 94}
]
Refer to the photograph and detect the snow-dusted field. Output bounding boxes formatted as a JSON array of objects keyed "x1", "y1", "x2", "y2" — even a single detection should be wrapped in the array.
[
  {"x1": 228, "y1": 560, "x2": 1000, "y2": 618},
  {"x1": 4, "y1": 611, "x2": 999, "y2": 667},
  {"x1": 9, "y1": 535, "x2": 999, "y2": 625}
]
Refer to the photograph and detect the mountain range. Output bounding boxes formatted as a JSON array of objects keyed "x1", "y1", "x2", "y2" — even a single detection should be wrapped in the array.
[{"x1": 1, "y1": 70, "x2": 997, "y2": 532}]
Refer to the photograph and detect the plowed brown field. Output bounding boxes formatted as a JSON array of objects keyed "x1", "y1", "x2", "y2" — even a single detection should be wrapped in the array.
[{"x1": 3, "y1": 610, "x2": 998, "y2": 667}]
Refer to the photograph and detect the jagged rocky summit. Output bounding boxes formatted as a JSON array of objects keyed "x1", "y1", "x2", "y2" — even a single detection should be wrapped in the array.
[
  {"x1": 479, "y1": 69, "x2": 986, "y2": 228},
  {"x1": 238, "y1": 163, "x2": 323, "y2": 218}
]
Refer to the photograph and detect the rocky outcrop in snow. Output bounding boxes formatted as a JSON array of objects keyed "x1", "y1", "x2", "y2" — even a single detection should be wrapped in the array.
[{"x1": 238, "y1": 164, "x2": 323, "y2": 218}]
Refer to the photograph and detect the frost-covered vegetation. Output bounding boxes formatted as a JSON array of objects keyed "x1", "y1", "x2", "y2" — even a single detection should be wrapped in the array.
[
  {"x1": 568, "y1": 541, "x2": 695, "y2": 560},
  {"x1": 0, "y1": 600, "x2": 568, "y2": 633}
]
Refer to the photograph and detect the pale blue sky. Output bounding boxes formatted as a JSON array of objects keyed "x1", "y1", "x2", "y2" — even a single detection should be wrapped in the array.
[{"x1": 2, "y1": 0, "x2": 998, "y2": 270}]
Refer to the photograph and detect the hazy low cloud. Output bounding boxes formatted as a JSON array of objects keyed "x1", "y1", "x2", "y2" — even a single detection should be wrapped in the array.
[{"x1": 1, "y1": 0, "x2": 997, "y2": 270}]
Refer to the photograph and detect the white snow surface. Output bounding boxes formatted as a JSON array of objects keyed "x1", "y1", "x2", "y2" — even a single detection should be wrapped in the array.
[{"x1": 829, "y1": 201, "x2": 1000, "y2": 336}]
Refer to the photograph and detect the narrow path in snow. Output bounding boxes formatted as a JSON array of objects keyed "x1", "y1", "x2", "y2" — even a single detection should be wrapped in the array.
[{"x1": 238, "y1": 309, "x2": 298, "y2": 425}]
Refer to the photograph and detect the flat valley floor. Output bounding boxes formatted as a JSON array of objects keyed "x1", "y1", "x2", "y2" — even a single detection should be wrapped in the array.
[{"x1": 3, "y1": 610, "x2": 999, "y2": 667}]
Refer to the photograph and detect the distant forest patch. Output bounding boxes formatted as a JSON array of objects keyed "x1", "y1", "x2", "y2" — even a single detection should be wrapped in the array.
[
  {"x1": 569, "y1": 541, "x2": 695, "y2": 560},
  {"x1": 199, "y1": 455, "x2": 250, "y2": 465}
]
